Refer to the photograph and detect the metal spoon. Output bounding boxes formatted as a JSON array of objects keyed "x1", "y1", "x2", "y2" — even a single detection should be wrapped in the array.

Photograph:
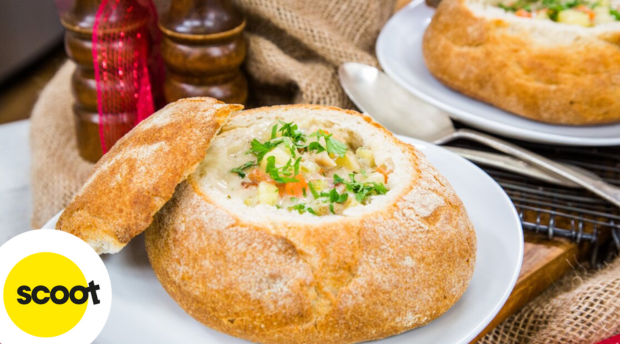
[
  {"x1": 444, "y1": 147, "x2": 603, "y2": 188},
  {"x1": 339, "y1": 62, "x2": 620, "y2": 207}
]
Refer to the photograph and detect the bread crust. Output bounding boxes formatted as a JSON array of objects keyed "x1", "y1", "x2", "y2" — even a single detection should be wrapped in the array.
[
  {"x1": 145, "y1": 105, "x2": 476, "y2": 344},
  {"x1": 56, "y1": 97, "x2": 243, "y2": 254},
  {"x1": 423, "y1": 0, "x2": 620, "y2": 125}
]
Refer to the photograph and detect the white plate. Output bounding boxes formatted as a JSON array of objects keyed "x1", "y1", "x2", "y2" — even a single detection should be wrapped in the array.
[
  {"x1": 377, "y1": 0, "x2": 620, "y2": 146},
  {"x1": 43, "y1": 137, "x2": 523, "y2": 344}
]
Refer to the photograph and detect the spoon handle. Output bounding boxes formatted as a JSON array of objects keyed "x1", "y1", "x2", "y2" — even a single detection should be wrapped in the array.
[
  {"x1": 444, "y1": 147, "x2": 581, "y2": 188},
  {"x1": 435, "y1": 129, "x2": 620, "y2": 208}
]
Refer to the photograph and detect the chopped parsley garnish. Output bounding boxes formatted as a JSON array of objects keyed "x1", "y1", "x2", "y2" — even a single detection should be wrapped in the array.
[
  {"x1": 310, "y1": 130, "x2": 347, "y2": 157},
  {"x1": 498, "y1": 3, "x2": 518, "y2": 11},
  {"x1": 230, "y1": 161, "x2": 257, "y2": 178},
  {"x1": 611, "y1": 8, "x2": 620, "y2": 19},
  {"x1": 293, "y1": 157, "x2": 301, "y2": 176},
  {"x1": 271, "y1": 124, "x2": 278, "y2": 139},
  {"x1": 229, "y1": 120, "x2": 390, "y2": 216},
  {"x1": 308, "y1": 141, "x2": 326, "y2": 154},
  {"x1": 326, "y1": 136, "x2": 347, "y2": 157},
  {"x1": 290, "y1": 203, "x2": 318, "y2": 215},
  {"x1": 334, "y1": 173, "x2": 388, "y2": 203},
  {"x1": 265, "y1": 156, "x2": 300, "y2": 183},
  {"x1": 333, "y1": 174, "x2": 346, "y2": 184},
  {"x1": 308, "y1": 181, "x2": 320, "y2": 199},
  {"x1": 328, "y1": 188, "x2": 349, "y2": 203},
  {"x1": 278, "y1": 121, "x2": 306, "y2": 146},
  {"x1": 248, "y1": 139, "x2": 283, "y2": 162},
  {"x1": 247, "y1": 123, "x2": 348, "y2": 166},
  {"x1": 307, "y1": 180, "x2": 347, "y2": 213}
]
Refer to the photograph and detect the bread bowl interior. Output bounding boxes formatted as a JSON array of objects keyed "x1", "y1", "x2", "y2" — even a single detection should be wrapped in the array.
[{"x1": 195, "y1": 107, "x2": 405, "y2": 221}]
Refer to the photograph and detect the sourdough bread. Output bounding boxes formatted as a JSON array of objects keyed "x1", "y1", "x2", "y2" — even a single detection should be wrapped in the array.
[
  {"x1": 423, "y1": 0, "x2": 620, "y2": 125},
  {"x1": 145, "y1": 105, "x2": 477, "y2": 344}
]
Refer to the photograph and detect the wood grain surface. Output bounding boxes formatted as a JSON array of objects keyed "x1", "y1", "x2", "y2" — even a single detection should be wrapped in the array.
[{"x1": 471, "y1": 235, "x2": 580, "y2": 342}]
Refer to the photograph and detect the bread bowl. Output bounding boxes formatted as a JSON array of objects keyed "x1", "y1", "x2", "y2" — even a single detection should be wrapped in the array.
[
  {"x1": 423, "y1": 0, "x2": 620, "y2": 125},
  {"x1": 145, "y1": 104, "x2": 476, "y2": 344}
]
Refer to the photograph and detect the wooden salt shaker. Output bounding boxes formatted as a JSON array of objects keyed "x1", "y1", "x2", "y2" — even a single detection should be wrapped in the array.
[
  {"x1": 159, "y1": 0, "x2": 248, "y2": 104},
  {"x1": 61, "y1": 0, "x2": 102, "y2": 162}
]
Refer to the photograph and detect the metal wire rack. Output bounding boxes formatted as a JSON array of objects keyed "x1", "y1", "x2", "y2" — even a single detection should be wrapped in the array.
[{"x1": 450, "y1": 138, "x2": 620, "y2": 267}]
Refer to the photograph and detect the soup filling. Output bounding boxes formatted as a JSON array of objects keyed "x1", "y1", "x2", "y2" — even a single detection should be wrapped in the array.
[
  {"x1": 496, "y1": 0, "x2": 620, "y2": 26},
  {"x1": 214, "y1": 120, "x2": 391, "y2": 216}
]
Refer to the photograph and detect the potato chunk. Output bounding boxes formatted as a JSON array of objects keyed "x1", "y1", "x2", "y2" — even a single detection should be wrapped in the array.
[
  {"x1": 558, "y1": 9, "x2": 591, "y2": 27},
  {"x1": 364, "y1": 172, "x2": 386, "y2": 184},
  {"x1": 260, "y1": 147, "x2": 291, "y2": 170},
  {"x1": 356, "y1": 147, "x2": 375, "y2": 167},
  {"x1": 335, "y1": 151, "x2": 361, "y2": 172},
  {"x1": 258, "y1": 182, "x2": 279, "y2": 205},
  {"x1": 312, "y1": 151, "x2": 337, "y2": 168}
]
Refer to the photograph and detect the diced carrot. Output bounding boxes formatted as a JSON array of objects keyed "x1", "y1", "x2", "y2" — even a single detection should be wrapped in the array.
[
  {"x1": 281, "y1": 174, "x2": 308, "y2": 197},
  {"x1": 575, "y1": 5, "x2": 595, "y2": 20},
  {"x1": 515, "y1": 9, "x2": 532, "y2": 18},
  {"x1": 248, "y1": 169, "x2": 274, "y2": 184},
  {"x1": 376, "y1": 166, "x2": 389, "y2": 183}
]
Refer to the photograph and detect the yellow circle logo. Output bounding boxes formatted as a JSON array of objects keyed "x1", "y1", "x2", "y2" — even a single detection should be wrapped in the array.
[{"x1": 3, "y1": 252, "x2": 88, "y2": 338}]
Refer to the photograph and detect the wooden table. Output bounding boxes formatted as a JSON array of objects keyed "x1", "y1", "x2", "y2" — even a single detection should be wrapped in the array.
[{"x1": 472, "y1": 235, "x2": 578, "y2": 341}]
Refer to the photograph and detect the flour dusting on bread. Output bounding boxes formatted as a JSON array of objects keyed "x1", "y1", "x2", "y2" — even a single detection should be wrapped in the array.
[{"x1": 423, "y1": 0, "x2": 620, "y2": 125}]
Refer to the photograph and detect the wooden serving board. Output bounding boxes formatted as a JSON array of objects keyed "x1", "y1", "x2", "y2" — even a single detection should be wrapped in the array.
[
  {"x1": 470, "y1": 234, "x2": 580, "y2": 342},
  {"x1": 387, "y1": 1, "x2": 582, "y2": 341}
]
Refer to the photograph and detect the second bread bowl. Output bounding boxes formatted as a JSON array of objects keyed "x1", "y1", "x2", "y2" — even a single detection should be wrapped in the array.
[{"x1": 423, "y1": 0, "x2": 620, "y2": 125}]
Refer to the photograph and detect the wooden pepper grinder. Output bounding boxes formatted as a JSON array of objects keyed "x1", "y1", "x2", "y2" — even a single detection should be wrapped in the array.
[
  {"x1": 61, "y1": 0, "x2": 103, "y2": 162},
  {"x1": 159, "y1": 0, "x2": 248, "y2": 104},
  {"x1": 62, "y1": 0, "x2": 151, "y2": 162}
]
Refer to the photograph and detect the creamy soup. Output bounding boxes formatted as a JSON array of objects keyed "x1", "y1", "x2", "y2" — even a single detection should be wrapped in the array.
[
  {"x1": 202, "y1": 120, "x2": 391, "y2": 216},
  {"x1": 495, "y1": 0, "x2": 620, "y2": 26}
]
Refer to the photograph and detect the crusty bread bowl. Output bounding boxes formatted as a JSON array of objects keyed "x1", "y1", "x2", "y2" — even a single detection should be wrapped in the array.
[
  {"x1": 423, "y1": 0, "x2": 620, "y2": 125},
  {"x1": 145, "y1": 104, "x2": 476, "y2": 344},
  {"x1": 56, "y1": 98, "x2": 476, "y2": 344}
]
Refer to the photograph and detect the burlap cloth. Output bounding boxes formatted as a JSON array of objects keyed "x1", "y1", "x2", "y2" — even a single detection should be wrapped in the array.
[{"x1": 29, "y1": 0, "x2": 620, "y2": 342}]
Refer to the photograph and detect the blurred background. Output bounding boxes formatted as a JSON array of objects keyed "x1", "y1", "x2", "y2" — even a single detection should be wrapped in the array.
[
  {"x1": 0, "y1": 0, "x2": 66, "y2": 124},
  {"x1": 0, "y1": 0, "x2": 411, "y2": 126}
]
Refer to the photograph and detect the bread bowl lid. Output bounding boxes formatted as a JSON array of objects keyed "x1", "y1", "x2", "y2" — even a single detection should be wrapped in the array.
[{"x1": 56, "y1": 97, "x2": 243, "y2": 254}]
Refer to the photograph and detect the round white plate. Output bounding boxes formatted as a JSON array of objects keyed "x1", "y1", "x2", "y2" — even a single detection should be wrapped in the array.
[
  {"x1": 377, "y1": 0, "x2": 620, "y2": 146},
  {"x1": 43, "y1": 137, "x2": 523, "y2": 344}
]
